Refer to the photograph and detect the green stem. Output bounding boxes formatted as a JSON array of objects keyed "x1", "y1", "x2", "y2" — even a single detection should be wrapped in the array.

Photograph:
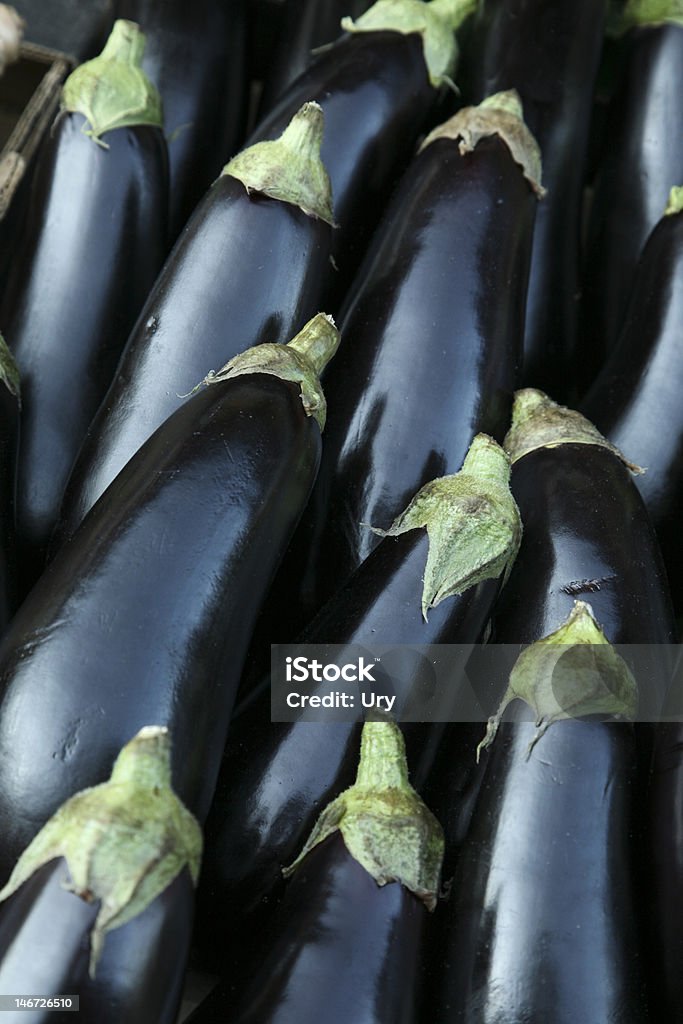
[
  {"x1": 665, "y1": 186, "x2": 683, "y2": 216},
  {"x1": 421, "y1": 89, "x2": 545, "y2": 197},
  {"x1": 223, "y1": 102, "x2": 335, "y2": 225},
  {"x1": 287, "y1": 311, "x2": 339, "y2": 375},
  {"x1": 283, "y1": 718, "x2": 444, "y2": 910},
  {"x1": 61, "y1": 19, "x2": 162, "y2": 144},
  {"x1": 341, "y1": 0, "x2": 475, "y2": 88},
  {"x1": 0, "y1": 333, "x2": 20, "y2": 406},
  {"x1": 198, "y1": 313, "x2": 339, "y2": 432},
  {"x1": 480, "y1": 89, "x2": 523, "y2": 119},
  {"x1": 366, "y1": 433, "x2": 522, "y2": 620},
  {"x1": 504, "y1": 388, "x2": 643, "y2": 472},
  {"x1": 621, "y1": 0, "x2": 683, "y2": 29},
  {"x1": 354, "y1": 719, "x2": 411, "y2": 791},
  {"x1": 477, "y1": 602, "x2": 638, "y2": 760},
  {"x1": 0, "y1": 726, "x2": 201, "y2": 978}
]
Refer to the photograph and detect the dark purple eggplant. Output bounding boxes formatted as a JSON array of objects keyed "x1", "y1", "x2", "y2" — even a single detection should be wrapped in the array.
[
  {"x1": 114, "y1": 0, "x2": 248, "y2": 238},
  {"x1": 463, "y1": 0, "x2": 607, "y2": 401},
  {"x1": 247, "y1": 0, "x2": 476, "y2": 304},
  {"x1": 1, "y1": 21, "x2": 168, "y2": 596},
  {"x1": 0, "y1": 337, "x2": 19, "y2": 632},
  {"x1": 581, "y1": 3, "x2": 683, "y2": 380},
  {"x1": 581, "y1": 191, "x2": 683, "y2": 618},
  {"x1": 648, "y1": 708, "x2": 683, "y2": 1018},
  {"x1": 0, "y1": 728, "x2": 198, "y2": 1024},
  {"x1": 494, "y1": 390, "x2": 677, "y2": 666},
  {"x1": 0, "y1": 315, "x2": 338, "y2": 885},
  {"x1": 52, "y1": 102, "x2": 334, "y2": 548},
  {"x1": 263, "y1": 92, "x2": 540, "y2": 638},
  {"x1": 192, "y1": 719, "x2": 443, "y2": 1023},
  {"x1": 434, "y1": 390, "x2": 679, "y2": 1020},
  {"x1": 434, "y1": 603, "x2": 649, "y2": 1022},
  {"x1": 196, "y1": 434, "x2": 521, "y2": 966},
  {"x1": 257, "y1": 0, "x2": 372, "y2": 117}
]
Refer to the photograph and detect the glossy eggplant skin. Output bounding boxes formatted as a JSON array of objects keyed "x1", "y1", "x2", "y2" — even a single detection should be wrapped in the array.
[
  {"x1": 0, "y1": 374, "x2": 321, "y2": 884},
  {"x1": 648, "y1": 721, "x2": 683, "y2": 1019},
  {"x1": 115, "y1": 0, "x2": 248, "y2": 237},
  {"x1": 0, "y1": 114, "x2": 168, "y2": 594},
  {"x1": 258, "y1": 0, "x2": 372, "y2": 117},
  {"x1": 465, "y1": 0, "x2": 607, "y2": 401},
  {"x1": 493, "y1": 444, "x2": 677, "y2": 651},
  {"x1": 581, "y1": 210, "x2": 683, "y2": 619},
  {"x1": 197, "y1": 528, "x2": 499, "y2": 966},
  {"x1": 581, "y1": 23, "x2": 683, "y2": 381},
  {"x1": 0, "y1": 859, "x2": 193, "y2": 1024},
  {"x1": 248, "y1": 30, "x2": 436, "y2": 305},
  {"x1": 435, "y1": 719, "x2": 649, "y2": 1022},
  {"x1": 193, "y1": 835, "x2": 427, "y2": 1023},
  {"x1": 53, "y1": 175, "x2": 332, "y2": 547},
  {"x1": 276, "y1": 135, "x2": 534, "y2": 631}
]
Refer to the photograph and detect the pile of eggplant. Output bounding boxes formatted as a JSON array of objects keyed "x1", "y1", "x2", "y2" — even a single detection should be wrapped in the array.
[{"x1": 0, "y1": 0, "x2": 681, "y2": 1020}]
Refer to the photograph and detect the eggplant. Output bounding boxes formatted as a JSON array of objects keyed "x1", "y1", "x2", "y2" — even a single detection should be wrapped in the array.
[
  {"x1": 247, "y1": 0, "x2": 476, "y2": 304},
  {"x1": 0, "y1": 21, "x2": 168, "y2": 595},
  {"x1": 191, "y1": 719, "x2": 443, "y2": 1023},
  {"x1": 434, "y1": 603, "x2": 650, "y2": 1022},
  {"x1": 264, "y1": 91, "x2": 540, "y2": 638},
  {"x1": 257, "y1": 0, "x2": 372, "y2": 117},
  {"x1": 114, "y1": 0, "x2": 248, "y2": 238},
  {"x1": 0, "y1": 728, "x2": 198, "y2": 1024},
  {"x1": 581, "y1": 2, "x2": 683, "y2": 380},
  {"x1": 648, "y1": 707, "x2": 683, "y2": 1018},
  {"x1": 464, "y1": 0, "x2": 607, "y2": 401},
  {"x1": 493, "y1": 390, "x2": 677, "y2": 666},
  {"x1": 52, "y1": 102, "x2": 334, "y2": 548},
  {"x1": 196, "y1": 433, "x2": 521, "y2": 967},
  {"x1": 581, "y1": 190, "x2": 683, "y2": 618},
  {"x1": 0, "y1": 337, "x2": 19, "y2": 633},
  {"x1": 0, "y1": 315, "x2": 338, "y2": 885}
]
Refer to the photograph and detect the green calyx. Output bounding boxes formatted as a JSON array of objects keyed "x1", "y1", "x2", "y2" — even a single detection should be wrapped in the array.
[
  {"x1": 223, "y1": 102, "x2": 335, "y2": 225},
  {"x1": 421, "y1": 89, "x2": 545, "y2": 197},
  {"x1": 341, "y1": 0, "x2": 476, "y2": 89},
  {"x1": 619, "y1": 0, "x2": 683, "y2": 30},
  {"x1": 0, "y1": 726, "x2": 202, "y2": 977},
  {"x1": 477, "y1": 601, "x2": 638, "y2": 760},
  {"x1": 365, "y1": 434, "x2": 522, "y2": 621},
  {"x1": 61, "y1": 20, "x2": 162, "y2": 145},
  {"x1": 197, "y1": 312, "x2": 339, "y2": 431},
  {"x1": 283, "y1": 717, "x2": 444, "y2": 910},
  {"x1": 0, "y1": 332, "x2": 20, "y2": 406},
  {"x1": 665, "y1": 186, "x2": 683, "y2": 215},
  {"x1": 504, "y1": 388, "x2": 643, "y2": 472}
]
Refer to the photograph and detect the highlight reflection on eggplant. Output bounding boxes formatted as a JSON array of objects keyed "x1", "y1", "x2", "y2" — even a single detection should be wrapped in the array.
[
  {"x1": 464, "y1": 0, "x2": 607, "y2": 400},
  {"x1": 261, "y1": 91, "x2": 540, "y2": 638},
  {"x1": 582, "y1": 191, "x2": 683, "y2": 619},
  {"x1": 0, "y1": 728, "x2": 199, "y2": 1024},
  {"x1": 0, "y1": 316, "x2": 338, "y2": 883},
  {"x1": 197, "y1": 434, "x2": 521, "y2": 969},
  {"x1": 581, "y1": 1, "x2": 683, "y2": 379},
  {"x1": 247, "y1": 0, "x2": 477, "y2": 303},
  {"x1": 192, "y1": 719, "x2": 443, "y2": 1024},
  {"x1": 1, "y1": 21, "x2": 168, "y2": 594},
  {"x1": 54, "y1": 103, "x2": 334, "y2": 547},
  {"x1": 115, "y1": 0, "x2": 248, "y2": 237}
]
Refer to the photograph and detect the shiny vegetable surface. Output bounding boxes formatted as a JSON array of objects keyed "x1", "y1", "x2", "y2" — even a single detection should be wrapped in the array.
[
  {"x1": 54, "y1": 104, "x2": 334, "y2": 546},
  {"x1": 1, "y1": 22, "x2": 168, "y2": 593},
  {"x1": 0, "y1": 319, "x2": 336, "y2": 884}
]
